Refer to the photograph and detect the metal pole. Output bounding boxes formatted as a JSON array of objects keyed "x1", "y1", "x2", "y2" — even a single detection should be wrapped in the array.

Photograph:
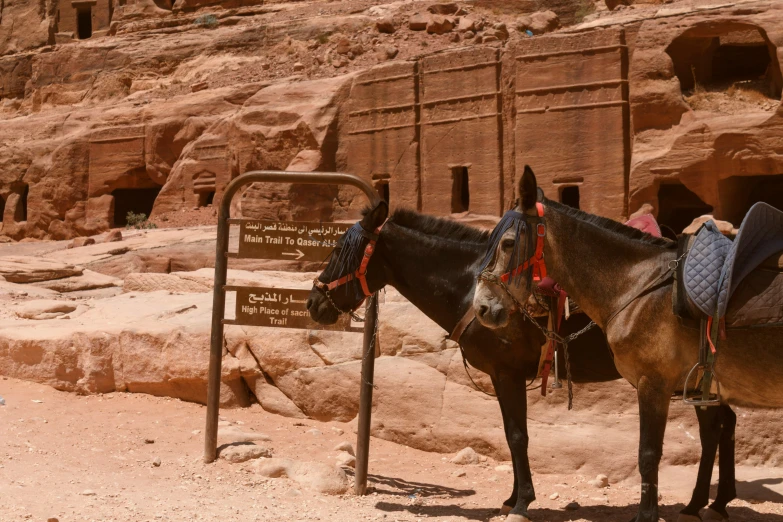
[
  {"x1": 205, "y1": 171, "x2": 380, "y2": 464},
  {"x1": 552, "y1": 349, "x2": 562, "y2": 389},
  {"x1": 354, "y1": 293, "x2": 378, "y2": 495}
]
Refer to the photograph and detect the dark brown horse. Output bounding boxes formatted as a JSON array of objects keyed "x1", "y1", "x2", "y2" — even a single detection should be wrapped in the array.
[
  {"x1": 473, "y1": 167, "x2": 767, "y2": 522},
  {"x1": 307, "y1": 202, "x2": 737, "y2": 522}
]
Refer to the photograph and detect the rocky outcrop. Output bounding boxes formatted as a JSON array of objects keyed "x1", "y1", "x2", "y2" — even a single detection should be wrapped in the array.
[
  {"x1": 3, "y1": 0, "x2": 783, "y2": 242},
  {"x1": 155, "y1": 74, "x2": 353, "y2": 222},
  {"x1": 1, "y1": 229, "x2": 782, "y2": 476},
  {"x1": 626, "y1": 4, "x2": 783, "y2": 228}
]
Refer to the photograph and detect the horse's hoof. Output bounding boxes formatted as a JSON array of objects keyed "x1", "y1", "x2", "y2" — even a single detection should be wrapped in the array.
[
  {"x1": 676, "y1": 515, "x2": 702, "y2": 522},
  {"x1": 499, "y1": 504, "x2": 512, "y2": 515},
  {"x1": 506, "y1": 515, "x2": 532, "y2": 522},
  {"x1": 703, "y1": 508, "x2": 727, "y2": 521}
]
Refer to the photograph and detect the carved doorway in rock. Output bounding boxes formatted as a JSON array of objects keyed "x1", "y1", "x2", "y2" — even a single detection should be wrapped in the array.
[
  {"x1": 451, "y1": 166, "x2": 470, "y2": 213},
  {"x1": 719, "y1": 174, "x2": 783, "y2": 225},
  {"x1": 18, "y1": 185, "x2": 28, "y2": 222},
  {"x1": 8, "y1": 184, "x2": 29, "y2": 223},
  {"x1": 667, "y1": 23, "x2": 782, "y2": 107},
  {"x1": 198, "y1": 191, "x2": 215, "y2": 208},
  {"x1": 111, "y1": 187, "x2": 161, "y2": 227},
  {"x1": 76, "y1": 4, "x2": 93, "y2": 39},
  {"x1": 560, "y1": 186, "x2": 580, "y2": 209},
  {"x1": 657, "y1": 182, "x2": 713, "y2": 234}
]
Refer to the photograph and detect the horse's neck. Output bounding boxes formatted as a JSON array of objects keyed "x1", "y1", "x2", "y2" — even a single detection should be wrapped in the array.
[
  {"x1": 381, "y1": 223, "x2": 480, "y2": 333},
  {"x1": 544, "y1": 207, "x2": 671, "y2": 328}
]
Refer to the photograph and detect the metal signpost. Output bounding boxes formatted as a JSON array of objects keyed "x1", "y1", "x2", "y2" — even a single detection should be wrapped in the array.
[{"x1": 204, "y1": 171, "x2": 381, "y2": 497}]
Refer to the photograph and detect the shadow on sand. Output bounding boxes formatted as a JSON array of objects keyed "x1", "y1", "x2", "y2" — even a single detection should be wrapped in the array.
[
  {"x1": 374, "y1": 497, "x2": 783, "y2": 522},
  {"x1": 734, "y1": 477, "x2": 783, "y2": 504},
  {"x1": 363, "y1": 473, "x2": 476, "y2": 498},
  {"x1": 363, "y1": 472, "x2": 783, "y2": 521}
]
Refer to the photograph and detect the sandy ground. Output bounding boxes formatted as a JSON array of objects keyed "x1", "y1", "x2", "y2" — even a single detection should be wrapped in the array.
[{"x1": 1, "y1": 377, "x2": 782, "y2": 522}]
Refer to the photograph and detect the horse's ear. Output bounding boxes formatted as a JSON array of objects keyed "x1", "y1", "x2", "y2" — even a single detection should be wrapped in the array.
[
  {"x1": 536, "y1": 187, "x2": 544, "y2": 202},
  {"x1": 518, "y1": 165, "x2": 538, "y2": 211},
  {"x1": 361, "y1": 201, "x2": 388, "y2": 230}
]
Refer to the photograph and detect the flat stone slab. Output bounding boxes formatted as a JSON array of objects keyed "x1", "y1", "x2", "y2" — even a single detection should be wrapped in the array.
[
  {"x1": 0, "y1": 256, "x2": 83, "y2": 283},
  {"x1": 32, "y1": 269, "x2": 120, "y2": 293}
]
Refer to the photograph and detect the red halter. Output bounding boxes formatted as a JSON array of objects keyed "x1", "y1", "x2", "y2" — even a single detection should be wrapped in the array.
[
  {"x1": 316, "y1": 221, "x2": 387, "y2": 299},
  {"x1": 500, "y1": 202, "x2": 547, "y2": 283}
]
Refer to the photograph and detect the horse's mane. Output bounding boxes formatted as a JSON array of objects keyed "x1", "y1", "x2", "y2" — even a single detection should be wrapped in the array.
[
  {"x1": 545, "y1": 199, "x2": 676, "y2": 249},
  {"x1": 388, "y1": 208, "x2": 489, "y2": 244}
]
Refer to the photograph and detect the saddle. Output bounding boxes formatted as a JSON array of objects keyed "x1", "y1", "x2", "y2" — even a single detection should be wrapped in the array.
[
  {"x1": 677, "y1": 202, "x2": 783, "y2": 405},
  {"x1": 682, "y1": 202, "x2": 783, "y2": 327}
]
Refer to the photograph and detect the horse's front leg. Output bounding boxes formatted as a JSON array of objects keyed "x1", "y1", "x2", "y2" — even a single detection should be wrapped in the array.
[
  {"x1": 494, "y1": 390, "x2": 518, "y2": 515},
  {"x1": 633, "y1": 376, "x2": 671, "y2": 522},
  {"x1": 494, "y1": 372, "x2": 534, "y2": 522}
]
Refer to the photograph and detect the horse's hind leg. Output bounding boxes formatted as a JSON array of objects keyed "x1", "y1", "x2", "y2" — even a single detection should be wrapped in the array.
[
  {"x1": 495, "y1": 388, "x2": 518, "y2": 514},
  {"x1": 707, "y1": 404, "x2": 737, "y2": 520},
  {"x1": 494, "y1": 372, "x2": 535, "y2": 522},
  {"x1": 632, "y1": 377, "x2": 671, "y2": 522},
  {"x1": 678, "y1": 406, "x2": 721, "y2": 521}
]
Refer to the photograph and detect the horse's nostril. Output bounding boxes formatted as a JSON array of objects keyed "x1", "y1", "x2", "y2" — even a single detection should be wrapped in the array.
[
  {"x1": 478, "y1": 305, "x2": 489, "y2": 318},
  {"x1": 306, "y1": 298, "x2": 314, "y2": 310}
]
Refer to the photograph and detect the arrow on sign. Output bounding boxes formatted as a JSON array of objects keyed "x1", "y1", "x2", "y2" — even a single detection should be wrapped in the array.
[{"x1": 282, "y1": 249, "x2": 305, "y2": 260}]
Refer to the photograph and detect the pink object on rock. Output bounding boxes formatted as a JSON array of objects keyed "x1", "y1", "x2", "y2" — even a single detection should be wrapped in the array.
[{"x1": 624, "y1": 213, "x2": 662, "y2": 238}]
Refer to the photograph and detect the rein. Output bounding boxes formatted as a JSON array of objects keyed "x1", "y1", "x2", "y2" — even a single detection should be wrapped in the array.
[
  {"x1": 478, "y1": 202, "x2": 596, "y2": 409},
  {"x1": 313, "y1": 220, "x2": 387, "y2": 319},
  {"x1": 478, "y1": 270, "x2": 596, "y2": 409}
]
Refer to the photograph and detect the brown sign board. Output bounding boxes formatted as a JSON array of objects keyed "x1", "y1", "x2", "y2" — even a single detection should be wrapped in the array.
[
  {"x1": 236, "y1": 220, "x2": 351, "y2": 262},
  {"x1": 225, "y1": 286, "x2": 361, "y2": 332}
]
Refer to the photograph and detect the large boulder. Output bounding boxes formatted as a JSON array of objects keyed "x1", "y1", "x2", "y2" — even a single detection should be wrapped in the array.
[
  {"x1": 516, "y1": 10, "x2": 560, "y2": 35},
  {"x1": 408, "y1": 12, "x2": 431, "y2": 31},
  {"x1": 426, "y1": 16, "x2": 456, "y2": 34}
]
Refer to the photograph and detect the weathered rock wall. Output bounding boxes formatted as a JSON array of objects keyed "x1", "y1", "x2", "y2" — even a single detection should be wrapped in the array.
[
  {"x1": 3, "y1": 1, "x2": 783, "y2": 241},
  {"x1": 627, "y1": 3, "x2": 783, "y2": 228}
]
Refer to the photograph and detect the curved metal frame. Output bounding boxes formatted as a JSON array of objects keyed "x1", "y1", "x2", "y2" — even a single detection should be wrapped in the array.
[{"x1": 204, "y1": 171, "x2": 381, "y2": 495}]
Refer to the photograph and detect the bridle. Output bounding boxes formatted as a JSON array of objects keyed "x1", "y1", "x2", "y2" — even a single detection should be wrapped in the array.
[
  {"x1": 492, "y1": 202, "x2": 547, "y2": 284},
  {"x1": 313, "y1": 221, "x2": 387, "y2": 319}
]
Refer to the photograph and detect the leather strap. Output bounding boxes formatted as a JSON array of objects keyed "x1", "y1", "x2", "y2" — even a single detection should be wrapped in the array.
[
  {"x1": 539, "y1": 289, "x2": 567, "y2": 395},
  {"x1": 323, "y1": 220, "x2": 387, "y2": 298},
  {"x1": 449, "y1": 308, "x2": 476, "y2": 345},
  {"x1": 501, "y1": 202, "x2": 547, "y2": 283},
  {"x1": 605, "y1": 264, "x2": 677, "y2": 326}
]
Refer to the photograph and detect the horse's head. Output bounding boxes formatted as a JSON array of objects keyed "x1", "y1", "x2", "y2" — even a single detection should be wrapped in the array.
[
  {"x1": 473, "y1": 165, "x2": 543, "y2": 329},
  {"x1": 307, "y1": 201, "x2": 389, "y2": 324}
]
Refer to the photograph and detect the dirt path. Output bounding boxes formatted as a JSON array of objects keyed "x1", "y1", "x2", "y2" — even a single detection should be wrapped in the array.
[{"x1": 1, "y1": 377, "x2": 781, "y2": 522}]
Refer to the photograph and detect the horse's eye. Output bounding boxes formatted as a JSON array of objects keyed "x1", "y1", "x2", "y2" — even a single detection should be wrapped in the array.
[{"x1": 501, "y1": 238, "x2": 515, "y2": 250}]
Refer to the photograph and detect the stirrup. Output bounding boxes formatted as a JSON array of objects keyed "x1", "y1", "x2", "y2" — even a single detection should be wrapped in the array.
[{"x1": 683, "y1": 363, "x2": 721, "y2": 407}]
